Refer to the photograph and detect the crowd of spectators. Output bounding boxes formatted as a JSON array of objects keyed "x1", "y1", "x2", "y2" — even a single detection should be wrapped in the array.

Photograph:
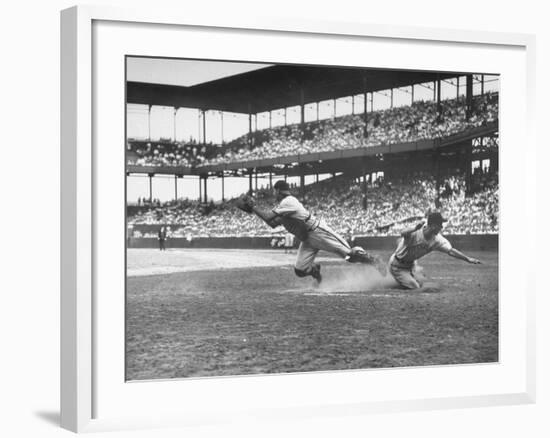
[
  {"x1": 126, "y1": 92, "x2": 498, "y2": 168},
  {"x1": 127, "y1": 171, "x2": 499, "y2": 238},
  {"x1": 127, "y1": 139, "x2": 219, "y2": 167},
  {"x1": 199, "y1": 92, "x2": 499, "y2": 166}
]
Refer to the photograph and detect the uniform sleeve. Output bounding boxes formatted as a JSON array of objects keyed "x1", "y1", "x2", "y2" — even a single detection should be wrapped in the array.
[
  {"x1": 272, "y1": 197, "x2": 299, "y2": 216},
  {"x1": 433, "y1": 235, "x2": 452, "y2": 253}
]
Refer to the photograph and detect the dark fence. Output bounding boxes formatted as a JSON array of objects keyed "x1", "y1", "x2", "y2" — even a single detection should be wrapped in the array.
[
  {"x1": 353, "y1": 235, "x2": 498, "y2": 251},
  {"x1": 128, "y1": 234, "x2": 498, "y2": 251}
]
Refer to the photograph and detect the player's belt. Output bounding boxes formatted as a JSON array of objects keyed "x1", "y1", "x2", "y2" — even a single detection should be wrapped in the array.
[
  {"x1": 304, "y1": 214, "x2": 319, "y2": 231},
  {"x1": 392, "y1": 255, "x2": 413, "y2": 266}
]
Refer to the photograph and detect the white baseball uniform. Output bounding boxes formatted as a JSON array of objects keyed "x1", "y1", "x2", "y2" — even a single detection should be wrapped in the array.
[
  {"x1": 389, "y1": 226, "x2": 452, "y2": 289},
  {"x1": 272, "y1": 195, "x2": 351, "y2": 273}
]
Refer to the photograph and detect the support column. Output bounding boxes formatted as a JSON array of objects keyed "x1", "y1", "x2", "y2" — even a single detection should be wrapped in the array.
[
  {"x1": 255, "y1": 169, "x2": 258, "y2": 191},
  {"x1": 174, "y1": 175, "x2": 178, "y2": 201},
  {"x1": 363, "y1": 77, "x2": 368, "y2": 139},
  {"x1": 198, "y1": 176, "x2": 202, "y2": 202},
  {"x1": 481, "y1": 74, "x2": 485, "y2": 95},
  {"x1": 300, "y1": 88, "x2": 305, "y2": 124},
  {"x1": 202, "y1": 110, "x2": 207, "y2": 145},
  {"x1": 248, "y1": 104, "x2": 253, "y2": 148},
  {"x1": 411, "y1": 85, "x2": 415, "y2": 104},
  {"x1": 316, "y1": 102, "x2": 319, "y2": 121},
  {"x1": 433, "y1": 81, "x2": 437, "y2": 101},
  {"x1": 316, "y1": 173, "x2": 319, "y2": 183},
  {"x1": 201, "y1": 110, "x2": 203, "y2": 140},
  {"x1": 371, "y1": 92, "x2": 374, "y2": 112},
  {"x1": 221, "y1": 111, "x2": 224, "y2": 144},
  {"x1": 203, "y1": 175, "x2": 208, "y2": 203},
  {"x1": 148, "y1": 173, "x2": 153, "y2": 203},
  {"x1": 466, "y1": 74, "x2": 473, "y2": 118},
  {"x1": 249, "y1": 169, "x2": 253, "y2": 193},
  {"x1": 221, "y1": 173, "x2": 225, "y2": 202},
  {"x1": 269, "y1": 111, "x2": 272, "y2": 129},
  {"x1": 390, "y1": 88, "x2": 394, "y2": 108},
  {"x1": 300, "y1": 88, "x2": 305, "y2": 145},
  {"x1": 148, "y1": 105, "x2": 152, "y2": 141},
  {"x1": 269, "y1": 171, "x2": 272, "y2": 189},
  {"x1": 173, "y1": 107, "x2": 177, "y2": 141},
  {"x1": 351, "y1": 95, "x2": 355, "y2": 115},
  {"x1": 436, "y1": 76, "x2": 442, "y2": 122},
  {"x1": 456, "y1": 76, "x2": 460, "y2": 99},
  {"x1": 284, "y1": 108, "x2": 287, "y2": 126}
]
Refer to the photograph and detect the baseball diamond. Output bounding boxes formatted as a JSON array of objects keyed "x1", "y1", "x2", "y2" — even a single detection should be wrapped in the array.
[
  {"x1": 125, "y1": 58, "x2": 499, "y2": 381},
  {"x1": 126, "y1": 248, "x2": 498, "y2": 380}
]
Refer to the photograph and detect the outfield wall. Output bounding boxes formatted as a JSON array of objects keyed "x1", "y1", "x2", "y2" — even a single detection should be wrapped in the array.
[{"x1": 127, "y1": 234, "x2": 498, "y2": 252}]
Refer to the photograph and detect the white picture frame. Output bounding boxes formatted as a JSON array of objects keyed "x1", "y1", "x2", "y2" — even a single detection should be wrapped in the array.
[{"x1": 60, "y1": 5, "x2": 537, "y2": 433}]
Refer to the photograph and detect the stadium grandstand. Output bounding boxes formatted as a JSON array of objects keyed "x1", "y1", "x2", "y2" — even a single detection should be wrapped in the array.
[{"x1": 126, "y1": 61, "x2": 498, "y2": 243}]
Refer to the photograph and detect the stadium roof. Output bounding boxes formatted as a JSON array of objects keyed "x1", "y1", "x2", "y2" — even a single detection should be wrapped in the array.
[{"x1": 127, "y1": 64, "x2": 471, "y2": 114}]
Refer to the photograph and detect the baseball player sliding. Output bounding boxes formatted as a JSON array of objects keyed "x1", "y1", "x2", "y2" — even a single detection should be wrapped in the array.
[
  {"x1": 236, "y1": 180, "x2": 386, "y2": 285},
  {"x1": 389, "y1": 212, "x2": 482, "y2": 290}
]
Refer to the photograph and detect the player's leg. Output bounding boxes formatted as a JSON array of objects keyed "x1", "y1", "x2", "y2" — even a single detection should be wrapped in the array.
[
  {"x1": 307, "y1": 225, "x2": 351, "y2": 258},
  {"x1": 410, "y1": 264, "x2": 441, "y2": 292},
  {"x1": 308, "y1": 223, "x2": 386, "y2": 275},
  {"x1": 389, "y1": 263, "x2": 421, "y2": 290},
  {"x1": 294, "y1": 240, "x2": 322, "y2": 283}
]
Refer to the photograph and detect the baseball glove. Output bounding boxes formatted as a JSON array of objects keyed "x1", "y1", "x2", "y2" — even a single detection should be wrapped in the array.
[
  {"x1": 347, "y1": 246, "x2": 387, "y2": 276},
  {"x1": 235, "y1": 195, "x2": 255, "y2": 213}
]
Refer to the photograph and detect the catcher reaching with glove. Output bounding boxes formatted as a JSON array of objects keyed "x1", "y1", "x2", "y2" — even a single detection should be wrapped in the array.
[{"x1": 236, "y1": 180, "x2": 386, "y2": 285}]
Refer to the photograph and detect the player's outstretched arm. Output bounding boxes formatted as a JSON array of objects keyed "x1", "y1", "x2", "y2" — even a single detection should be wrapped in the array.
[
  {"x1": 448, "y1": 248, "x2": 481, "y2": 264},
  {"x1": 251, "y1": 206, "x2": 282, "y2": 228},
  {"x1": 234, "y1": 195, "x2": 286, "y2": 228}
]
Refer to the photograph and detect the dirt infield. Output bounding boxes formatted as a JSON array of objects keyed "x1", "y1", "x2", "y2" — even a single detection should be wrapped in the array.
[{"x1": 126, "y1": 249, "x2": 498, "y2": 380}]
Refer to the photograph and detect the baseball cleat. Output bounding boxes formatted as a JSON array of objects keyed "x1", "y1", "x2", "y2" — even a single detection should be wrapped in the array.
[{"x1": 311, "y1": 263, "x2": 322, "y2": 285}]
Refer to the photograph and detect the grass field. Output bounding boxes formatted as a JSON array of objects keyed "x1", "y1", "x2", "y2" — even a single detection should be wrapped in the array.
[{"x1": 126, "y1": 248, "x2": 498, "y2": 381}]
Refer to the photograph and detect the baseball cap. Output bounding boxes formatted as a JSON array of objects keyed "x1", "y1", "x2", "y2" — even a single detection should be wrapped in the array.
[
  {"x1": 273, "y1": 180, "x2": 290, "y2": 192},
  {"x1": 427, "y1": 212, "x2": 447, "y2": 227}
]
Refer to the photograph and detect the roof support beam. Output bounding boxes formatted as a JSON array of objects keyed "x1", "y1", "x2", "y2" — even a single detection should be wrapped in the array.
[
  {"x1": 148, "y1": 105, "x2": 152, "y2": 142},
  {"x1": 363, "y1": 76, "x2": 368, "y2": 140},
  {"x1": 202, "y1": 110, "x2": 207, "y2": 145},
  {"x1": 437, "y1": 75, "x2": 442, "y2": 122},
  {"x1": 466, "y1": 74, "x2": 473, "y2": 118}
]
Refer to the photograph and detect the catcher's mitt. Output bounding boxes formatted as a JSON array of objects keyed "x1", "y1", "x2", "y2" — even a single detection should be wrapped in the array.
[
  {"x1": 235, "y1": 195, "x2": 255, "y2": 213},
  {"x1": 347, "y1": 246, "x2": 387, "y2": 276}
]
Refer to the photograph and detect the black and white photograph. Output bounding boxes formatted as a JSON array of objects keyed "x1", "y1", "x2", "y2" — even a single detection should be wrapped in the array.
[{"x1": 125, "y1": 57, "x2": 499, "y2": 381}]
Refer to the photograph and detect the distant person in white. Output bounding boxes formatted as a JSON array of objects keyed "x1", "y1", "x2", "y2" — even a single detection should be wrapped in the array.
[
  {"x1": 389, "y1": 212, "x2": 481, "y2": 290},
  {"x1": 284, "y1": 232, "x2": 294, "y2": 253}
]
